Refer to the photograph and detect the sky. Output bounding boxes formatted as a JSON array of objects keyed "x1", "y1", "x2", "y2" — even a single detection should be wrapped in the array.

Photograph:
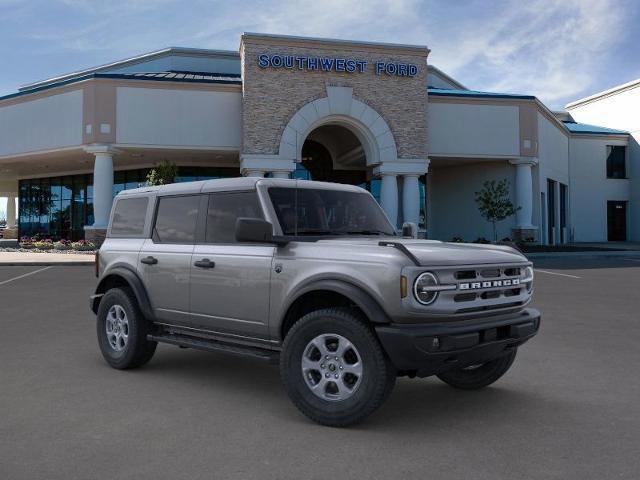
[{"x1": 0, "y1": 0, "x2": 639, "y2": 216}]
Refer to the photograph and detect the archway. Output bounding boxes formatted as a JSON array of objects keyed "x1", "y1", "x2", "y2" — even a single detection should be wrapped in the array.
[
  {"x1": 275, "y1": 86, "x2": 411, "y2": 227},
  {"x1": 298, "y1": 124, "x2": 367, "y2": 185}
]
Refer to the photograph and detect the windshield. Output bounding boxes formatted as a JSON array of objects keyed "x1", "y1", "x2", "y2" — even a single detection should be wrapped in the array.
[{"x1": 268, "y1": 187, "x2": 396, "y2": 236}]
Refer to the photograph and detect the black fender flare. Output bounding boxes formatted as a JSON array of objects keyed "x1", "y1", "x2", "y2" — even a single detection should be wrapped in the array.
[
  {"x1": 283, "y1": 278, "x2": 392, "y2": 326},
  {"x1": 92, "y1": 266, "x2": 155, "y2": 320}
]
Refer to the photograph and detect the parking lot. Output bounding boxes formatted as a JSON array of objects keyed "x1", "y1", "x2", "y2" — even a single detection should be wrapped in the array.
[{"x1": 1, "y1": 257, "x2": 639, "y2": 479}]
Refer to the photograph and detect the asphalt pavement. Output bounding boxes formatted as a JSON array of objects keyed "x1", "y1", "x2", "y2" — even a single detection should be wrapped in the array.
[{"x1": 1, "y1": 258, "x2": 639, "y2": 479}]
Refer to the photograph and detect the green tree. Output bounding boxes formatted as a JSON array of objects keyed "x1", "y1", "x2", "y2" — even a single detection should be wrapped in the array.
[
  {"x1": 146, "y1": 160, "x2": 178, "y2": 186},
  {"x1": 474, "y1": 179, "x2": 520, "y2": 243}
]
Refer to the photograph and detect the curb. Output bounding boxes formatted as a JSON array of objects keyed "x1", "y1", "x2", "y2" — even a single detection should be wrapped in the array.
[{"x1": 0, "y1": 261, "x2": 94, "y2": 266}]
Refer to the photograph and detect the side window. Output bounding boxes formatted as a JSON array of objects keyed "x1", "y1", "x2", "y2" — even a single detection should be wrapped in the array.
[
  {"x1": 110, "y1": 197, "x2": 148, "y2": 236},
  {"x1": 606, "y1": 146, "x2": 626, "y2": 179},
  {"x1": 153, "y1": 195, "x2": 200, "y2": 244},
  {"x1": 206, "y1": 191, "x2": 263, "y2": 243}
]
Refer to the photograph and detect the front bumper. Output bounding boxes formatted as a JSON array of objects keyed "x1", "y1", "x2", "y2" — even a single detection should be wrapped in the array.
[{"x1": 375, "y1": 308, "x2": 540, "y2": 377}]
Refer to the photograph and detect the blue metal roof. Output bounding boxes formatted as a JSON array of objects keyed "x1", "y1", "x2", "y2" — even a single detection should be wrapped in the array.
[
  {"x1": 428, "y1": 87, "x2": 535, "y2": 100},
  {"x1": 562, "y1": 121, "x2": 628, "y2": 135},
  {"x1": 0, "y1": 71, "x2": 242, "y2": 102}
]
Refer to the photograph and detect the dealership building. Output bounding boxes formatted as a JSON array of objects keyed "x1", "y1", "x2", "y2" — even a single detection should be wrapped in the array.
[{"x1": 0, "y1": 33, "x2": 636, "y2": 244}]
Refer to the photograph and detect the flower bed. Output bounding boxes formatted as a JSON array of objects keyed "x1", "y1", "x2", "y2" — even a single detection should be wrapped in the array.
[{"x1": 2, "y1": 236, "x2": 97, "y2": 254}]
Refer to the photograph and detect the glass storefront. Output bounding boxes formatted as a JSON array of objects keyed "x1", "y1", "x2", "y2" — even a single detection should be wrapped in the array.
[
  {"x1": 292, "y1": 163, "x2": 427, "y2": 231},
  {"x1": 19, "y1": 166, "x2": 239, "y2": 240}
]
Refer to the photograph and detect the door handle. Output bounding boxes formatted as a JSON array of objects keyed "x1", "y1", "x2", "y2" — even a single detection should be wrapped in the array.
[
  {"x1": 140, "y1": 256, "x2": 158, "y2": 265},
  {"x1": 194, "y1": 258, "x2": 215, "y2": 269}
]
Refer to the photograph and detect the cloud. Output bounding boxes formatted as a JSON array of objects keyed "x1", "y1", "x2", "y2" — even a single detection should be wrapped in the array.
[
  {"x1": 1, "y1": 0, "x2": 636, "y2": 108},
  {"x1": 423, "y1": 0, "x2": 633, "y2": 107}
]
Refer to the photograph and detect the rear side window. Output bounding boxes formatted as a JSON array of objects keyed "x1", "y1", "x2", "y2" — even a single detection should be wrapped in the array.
[
  {"x1": 153, "y1": 195, "x2": 200, "y2": 244},
  {"x1": 206, "y1": 191, "x2": 263, "y2": 243},
  {"x1": 110, "y1": 197, "x2": 148, "y2": 236}
]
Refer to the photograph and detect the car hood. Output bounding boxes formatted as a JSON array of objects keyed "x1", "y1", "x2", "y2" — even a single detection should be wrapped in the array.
[{"x1": 314, "y1": 237, "x2": 528, "y2": 266}]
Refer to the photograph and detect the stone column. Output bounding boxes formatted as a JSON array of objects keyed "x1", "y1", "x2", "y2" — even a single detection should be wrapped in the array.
[
  {"x1": 402, "y1": 174, "x2": 421, "y2": 226},
  {"x1": 509, "y1": 157, "x2": 538, "y2": 241},
  {"x1": 84, "y1": 145, "x2": 117, "y2": 244},
  {"x1": 6, "y1": 195, "x2": 16, "y2": 229},
  {"x1": 379, "y1": 173, "x2": 398, "y2": 227},
  {"x1": 3, "y1": 194, "x2": 18, "y2": 240}
]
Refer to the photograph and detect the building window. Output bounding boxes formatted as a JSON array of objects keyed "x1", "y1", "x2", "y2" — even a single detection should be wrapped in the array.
[
  {"x1": 606, "y1": 146, "x2": 626, "y2": 179},
  {"x1": 18, "y1": 166, "x2": 239, "y2": 241}
]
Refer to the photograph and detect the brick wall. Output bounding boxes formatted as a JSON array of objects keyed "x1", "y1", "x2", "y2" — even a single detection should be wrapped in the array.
[{"x1": 240, "y1": 36, "x2": 429, "y2": 160}]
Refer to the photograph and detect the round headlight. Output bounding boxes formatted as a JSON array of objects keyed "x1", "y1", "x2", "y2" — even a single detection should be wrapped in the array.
[{"x1": 414, "y1": 272, "x2": 439, "y2": 305}]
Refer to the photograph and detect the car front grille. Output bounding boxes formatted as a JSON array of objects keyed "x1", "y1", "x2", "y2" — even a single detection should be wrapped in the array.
[{"x1": 420, "y1": 264, "x2": 531, "y2": 316}]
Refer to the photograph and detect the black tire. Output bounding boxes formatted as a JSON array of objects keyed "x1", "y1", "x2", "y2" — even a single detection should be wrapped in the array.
[
  {"x1": 280, "y1": 308, "x2": 396, "y2": 427},
  {"x1": 96, "y1": 287, "x2": 157, "y2": 370},
  {"x1": 436, "y1": 349, "x2": 517, "y2": 390}
]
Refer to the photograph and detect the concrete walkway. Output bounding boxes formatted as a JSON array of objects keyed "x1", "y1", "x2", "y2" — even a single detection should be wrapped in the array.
[{"x1": 0, "y1": 251, "x2": 95, "y2": 266}]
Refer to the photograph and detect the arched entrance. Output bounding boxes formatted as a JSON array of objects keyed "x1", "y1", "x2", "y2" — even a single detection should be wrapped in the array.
[
  {"x1": 270, "y1": 87, "x2": 428, "y2": 229},
  {"x1": 298, "y1": 124, "x2": 367, "y2": 184}
]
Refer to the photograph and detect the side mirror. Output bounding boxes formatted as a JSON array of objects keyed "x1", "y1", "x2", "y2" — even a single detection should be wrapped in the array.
[
  {"x1": 235, "y1": 217, "x2": 274, "y2": 243},
  {"x1": 235, "y1": 217, "x2": 289, "y2": 245},
  {"x1": 401, "y1": 222, "x2": 418, "y2": 239}
]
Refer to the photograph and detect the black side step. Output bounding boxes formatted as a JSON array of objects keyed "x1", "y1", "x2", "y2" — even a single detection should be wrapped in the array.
[{"x1": 148, "y1": 333, "x2": 279, "y2": 364}]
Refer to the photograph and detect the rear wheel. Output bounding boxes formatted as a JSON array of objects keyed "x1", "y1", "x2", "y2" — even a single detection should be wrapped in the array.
[
  {"x1": 280, "y1": 308, "x2": 396, "y2": 427},
  {"x1": 97, "y1": 287, "x2": 157, "y2": 369},
  {"x1": 436, "y1": 349, "x2": 517, "y2": 390}
]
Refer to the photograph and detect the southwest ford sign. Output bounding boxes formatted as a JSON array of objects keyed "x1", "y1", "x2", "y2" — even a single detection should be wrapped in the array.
[{"x1": 257, "y1": 54, "x2": 418, "y2": 77}]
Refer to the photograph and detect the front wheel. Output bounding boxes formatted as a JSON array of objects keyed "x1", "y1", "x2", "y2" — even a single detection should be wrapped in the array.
[
  {"x1": 436, "y1": 348, "x2": 517, "y2": 390},
  {"x1": 280, "y1": 308, "x2": 396, "y2": 427},
  {"x1": 96, "y1": 287, "x2": 157, "y2": 370}
]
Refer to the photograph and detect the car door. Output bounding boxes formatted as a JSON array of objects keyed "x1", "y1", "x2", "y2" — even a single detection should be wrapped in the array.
[
  {"x1": 139, "y1": 194, "x2": 200, "y2": 325},
  {"x1": 189, "y1": 190, "x2": 274, "y2": 340}
]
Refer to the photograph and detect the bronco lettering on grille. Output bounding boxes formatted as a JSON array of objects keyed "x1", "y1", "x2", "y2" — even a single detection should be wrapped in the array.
[{"x1": 459, "y1": 278, "x2": 520, "y2": 290}]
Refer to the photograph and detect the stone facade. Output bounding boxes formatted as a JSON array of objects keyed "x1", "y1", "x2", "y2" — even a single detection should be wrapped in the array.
[{"x1": 240, "y1": 34, "x2": 429, "y2": 161}]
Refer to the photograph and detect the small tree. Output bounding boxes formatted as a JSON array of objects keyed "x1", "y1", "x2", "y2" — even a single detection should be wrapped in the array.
[
  {"x1": 474, "y1": 179, "x2": 520, "y2": 243},
  {"x1": 146, "y1": 160, "x2": 178, "y2": 186}
]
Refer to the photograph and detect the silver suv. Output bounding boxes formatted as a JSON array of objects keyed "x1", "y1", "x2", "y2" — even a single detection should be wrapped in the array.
[{"x1": 91, "y1": 178, "x2": 540, "y2": 426}]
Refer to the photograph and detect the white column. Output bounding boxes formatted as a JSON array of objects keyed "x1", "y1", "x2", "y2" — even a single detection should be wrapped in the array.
[
  {"x1": 379, "y1": 173, "x2": 398, "y2": 227},
  {"x1": 271, "y1": 171, "x2": 290, "y2": 179},
  {"x1": 245, "y1": 170, "x2": 265, "y2": 178},
  {"x1": 85, "y1": 145, "x2": 116, "y2": 229},
  {"x1": 510, "y1": 158, "x2": 537, "y2": 229},
  {"x1": 402, "y1": 174, "x2": 420, "y2": 226},
  {"x1": 6, "y1": 195, "x2": 16, "y2": 229}
]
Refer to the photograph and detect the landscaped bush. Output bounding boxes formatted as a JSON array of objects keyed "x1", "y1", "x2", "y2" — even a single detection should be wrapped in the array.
[
  {"x1": 53, "y1": 239, "x2": 73, "y2": 250},
  {"x1": 70, "y1": 240, "x2": 96, "y2": 251},
  {"x1": 33, "y1": 239, "x2": 54, "y2": 250},
  {"x1": 450, "y1": 236, "x2": 464, "y2": 243}
]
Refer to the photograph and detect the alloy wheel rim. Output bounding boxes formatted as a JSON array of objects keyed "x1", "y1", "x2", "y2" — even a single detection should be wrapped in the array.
[
  {"x1": 301, "y1": 333, "x2": 363, "y2": 402},
  {"x1": 106, "y1": 305, "x2": 129, "y2": 352}
]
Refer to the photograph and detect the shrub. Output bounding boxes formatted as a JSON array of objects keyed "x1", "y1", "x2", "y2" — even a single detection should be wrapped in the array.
[
  {"x1": 450, "y1": 236, "x2": 464, "y2": 243},
  {"x1": 70, "y1": 240, "x2": 96, "y2": 251},
  {"x1": 33, "y1": 239, "x2": 54, "y2": 250},
  {"x1": 472, "y1": 237, "x2": 490, "y2": 244},
  {"x1": 54, "y1": 240, "x2": 72, "y2": 250}
]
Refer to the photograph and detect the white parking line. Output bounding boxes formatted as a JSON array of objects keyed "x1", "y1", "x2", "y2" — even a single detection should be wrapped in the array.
[
  {"x1": 0, "y1": 266, "x2": 52, "y2": 286},
  {"x1": 534, "y1": 269, "x2": 581, "y2": 279}
]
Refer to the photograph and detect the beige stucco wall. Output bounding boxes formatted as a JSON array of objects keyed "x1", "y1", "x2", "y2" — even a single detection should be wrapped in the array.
[{"x1": 240, "y1": 35, "x2": 429, "y2": 160}]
